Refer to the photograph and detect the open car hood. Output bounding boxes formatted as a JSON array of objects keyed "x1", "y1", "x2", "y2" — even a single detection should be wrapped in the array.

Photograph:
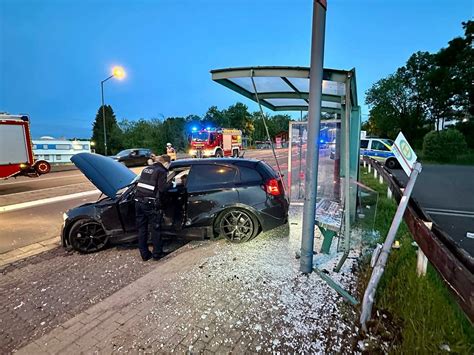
[{"x1": 71, "y1": 153, "x2": 137, "y2": 198}]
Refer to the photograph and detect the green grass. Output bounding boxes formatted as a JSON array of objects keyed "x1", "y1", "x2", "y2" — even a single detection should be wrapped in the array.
[{"x1": 359, "y1": 167, "x2": 474, "y2": 353}]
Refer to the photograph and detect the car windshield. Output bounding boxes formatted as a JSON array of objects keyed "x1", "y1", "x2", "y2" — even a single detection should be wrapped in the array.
[
  {"x1": 192, "y1": 132, "x2": 209, "y2": 142},
  {"x1": 116, "y1": 149, "x2": 133, "y2": 157},
  {"x1": 382, "y1": 139, "x2": 394, "y2": 146}
]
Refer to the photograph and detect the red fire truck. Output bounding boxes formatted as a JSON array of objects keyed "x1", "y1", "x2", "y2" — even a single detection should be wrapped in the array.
[
  {"x1": 0, "y1": 114, "x2": 51, "y2": 179},
  {"x1": 189, "y1": 128, "x2": 243, "y2": 158}
]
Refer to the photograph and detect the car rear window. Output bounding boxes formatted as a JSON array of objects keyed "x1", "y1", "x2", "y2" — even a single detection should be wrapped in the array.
[
  {"x1": 257, "y1": 161, "x2": 279, "y2": 179},
  {"x1": 238, "y1": 166, "x2": 262, "y2": 183},
  {"x1": 187, "y1": 164, "x2": 236, "y2": 188}
]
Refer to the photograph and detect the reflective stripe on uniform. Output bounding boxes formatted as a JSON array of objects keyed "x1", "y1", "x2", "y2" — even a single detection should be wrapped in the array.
[{"x1": 137, "y1": 182, "x2": 155, "y2": 191}]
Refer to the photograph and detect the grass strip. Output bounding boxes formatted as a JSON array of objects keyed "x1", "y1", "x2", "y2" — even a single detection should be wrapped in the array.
[{"x1": 359, "y1": 167, "x2": 473, "y2": 353}]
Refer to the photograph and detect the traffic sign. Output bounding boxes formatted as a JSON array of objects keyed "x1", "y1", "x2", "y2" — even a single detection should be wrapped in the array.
[{"x1": 392, "y1": 132, "x2": 417, "y2": 176}]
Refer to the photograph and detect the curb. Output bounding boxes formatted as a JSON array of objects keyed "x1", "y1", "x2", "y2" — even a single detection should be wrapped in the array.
[{"x1": 0, "y1": 236, "x2": 60, "y2": 268}]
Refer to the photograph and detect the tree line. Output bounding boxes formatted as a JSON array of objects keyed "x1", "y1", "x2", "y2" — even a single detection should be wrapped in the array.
[
  {"x1": 91, "y1": 103, "x2": 291, "y2": 155},
  {"x1": 363, "y1": 21, "x2": 473, "y2": 149}
]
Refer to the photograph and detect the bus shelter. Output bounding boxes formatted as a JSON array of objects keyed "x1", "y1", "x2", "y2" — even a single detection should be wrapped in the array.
[{"x1": 211, "y1": 66, "x2": 362, "y2": 268}]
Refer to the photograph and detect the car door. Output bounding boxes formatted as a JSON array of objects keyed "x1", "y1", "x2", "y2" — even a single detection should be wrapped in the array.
[
  {"x1": 185, "y1": 164, "x2": 239, "y2": 227},
  {"x1": 360, "y1": 139, "x2": 369, "y2": 157},
  {"x1": 370, "y1": 140, "x2": 391, "y2": 161},
  {"x1": 117, "y1": 187, "x2": 137, "y2": 233},
  {"x1": 160, "y1": 168, "x2": 189, "y2": 230}
]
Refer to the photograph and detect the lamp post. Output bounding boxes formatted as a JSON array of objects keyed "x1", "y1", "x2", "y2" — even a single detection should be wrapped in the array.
[{"x1": 101, "y1": 66, "x2": 125, "y2": 156}]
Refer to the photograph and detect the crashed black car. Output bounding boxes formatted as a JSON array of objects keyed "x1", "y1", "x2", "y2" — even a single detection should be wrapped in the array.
[{"x1": 62, "y1": 153, "x2": 289, "y2": 253}]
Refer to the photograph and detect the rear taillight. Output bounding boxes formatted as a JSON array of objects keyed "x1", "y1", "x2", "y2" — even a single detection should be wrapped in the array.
[{"x1": 265, "y1": 178, "x2": 281, "y2": 196}]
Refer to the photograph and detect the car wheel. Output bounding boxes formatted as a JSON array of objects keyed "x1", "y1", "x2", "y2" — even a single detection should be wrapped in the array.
[
  {"x1": 69, "y1": 219, "x2": 109, "y2": 253},
  {"x1": 34, "y1": 160, "x2": 51, "y2": 175},
  {"x1": 215, "y1": 209, "x2": 259, "y2": 243},
  {"x1": 216, "y1": 149, "x2": 223, "y2": 158},
  {"x1": 385, "y1": 158, "x2": 397, "y2": 169}
]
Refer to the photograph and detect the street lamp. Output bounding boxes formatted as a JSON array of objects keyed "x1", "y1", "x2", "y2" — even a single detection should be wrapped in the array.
[{"x1": 101, "y1": 65, "x2": 126, "y2": 155}]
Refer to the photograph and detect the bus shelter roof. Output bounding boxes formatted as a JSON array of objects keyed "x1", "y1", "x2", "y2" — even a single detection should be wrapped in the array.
[{"x1": 211, "y1": 66, "x2": 358, "y2": 114}]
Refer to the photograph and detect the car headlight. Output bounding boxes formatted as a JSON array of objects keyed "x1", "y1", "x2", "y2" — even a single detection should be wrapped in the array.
[
  {"x1": 62, "y1": 212, "x2": 68, "y2": 221},
  {"x1": 188, "y1": 149, "x2": 195, "y2": 155}
]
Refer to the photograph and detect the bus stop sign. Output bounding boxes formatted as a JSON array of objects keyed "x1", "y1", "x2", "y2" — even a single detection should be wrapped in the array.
[{"x1": 392, "y1": 132, "x2": 417, "y2": 176}]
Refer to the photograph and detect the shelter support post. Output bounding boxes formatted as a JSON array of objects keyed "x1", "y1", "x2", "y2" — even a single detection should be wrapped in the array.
[
  {"x1": 313, "y1": 267, "x2": 359, "y2": 305},
  {"x1": 334, "y1": 76, "x2": 352, "y2": 272},
  {"x1": 300, "y1": 0, "x2": 327, "y2": 274}
]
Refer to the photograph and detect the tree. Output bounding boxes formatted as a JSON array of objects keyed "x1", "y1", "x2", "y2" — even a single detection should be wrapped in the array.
[
  {"x1": 203, "y1": 106, "x2": 226, "y2": 127},
  {"x1": 364, "y1": 20, "x2": 473, "y2": 146},
  {"x1": 161, "y1": 117, "x2": 187, "y2": 152},
  {"x1": 224, "y1": 103, "x2": 254, "y2": 135},
  {"x1": 91, "y1": 105, "x2": 123, "y2": 155}
]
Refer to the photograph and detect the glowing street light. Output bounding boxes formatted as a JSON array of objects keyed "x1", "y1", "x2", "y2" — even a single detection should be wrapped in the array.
[
  {"x1": 101, "y1": 65, "x2": 126, "y2": 155},
  {"x1": 112, "y1": 66, "x2": 126, "y2": 80}
]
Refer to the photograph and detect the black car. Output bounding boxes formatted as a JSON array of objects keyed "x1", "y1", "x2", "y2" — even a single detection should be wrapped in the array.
[
  {"x1": 62, "y1": 153, "x2": 289, "y2": 253},
  {"x1": 111, "y1": 148, "x2": 153, "y2": 167}
]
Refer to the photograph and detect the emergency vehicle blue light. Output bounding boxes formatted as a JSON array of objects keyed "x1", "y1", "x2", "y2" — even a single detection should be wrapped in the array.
[
  {"x1": 191, "y1": 126, "x2": 198, "y2": 132},
  {"x1": 320, "y1": 139, "x2": 324, "y2": 143},
  {"x1": 206, "y1": 126, "x2": 212, "y2": 131}
]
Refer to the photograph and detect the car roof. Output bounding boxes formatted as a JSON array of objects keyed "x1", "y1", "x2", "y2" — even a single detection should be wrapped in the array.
[{"x1": 170, "y1": 158, "x2": 261, "y2": 169}]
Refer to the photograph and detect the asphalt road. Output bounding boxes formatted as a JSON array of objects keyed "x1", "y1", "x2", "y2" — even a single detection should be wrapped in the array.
[
  {"x1": 390, "y1": 164, "x2": 474, "y2": 256},
  {"x1": 0, "y1": 166, "x2": 143, "y2": 254}
]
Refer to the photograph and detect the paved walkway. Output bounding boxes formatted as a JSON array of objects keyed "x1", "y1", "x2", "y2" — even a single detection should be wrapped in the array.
[{"x1": 19, "y1": 207, "x2": 359, "y2": 354}]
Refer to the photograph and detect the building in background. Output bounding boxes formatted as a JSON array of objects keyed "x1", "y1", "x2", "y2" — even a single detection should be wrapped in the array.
[{"x1": 33, "y1": 137, "x2": 91, "y2": 164}]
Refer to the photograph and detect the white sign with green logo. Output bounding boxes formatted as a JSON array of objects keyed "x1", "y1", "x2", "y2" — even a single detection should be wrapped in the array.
[{"x1": 392, "y1": 132, "x2": 417, "y2": 176}]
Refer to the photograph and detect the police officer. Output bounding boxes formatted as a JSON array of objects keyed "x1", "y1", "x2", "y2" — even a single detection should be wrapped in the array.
[
  {"x1": 134, "y1": 154, "x2": 171, "y2": 261},
  {"x1": 166, "y1": 143, "x2": 177, "y2": 161}
]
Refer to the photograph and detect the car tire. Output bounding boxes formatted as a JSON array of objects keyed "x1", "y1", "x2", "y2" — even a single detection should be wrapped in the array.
[
  {"x1": 216, "y1": 149, "x2": 223, "y2": 158},
  {"x1": 214, "y1": 208, "x2": 259, "y2": 243},
  {"x1": 385, "y1": 158, "x2": 398, "y2": 169},
  {"x1": 69, "y1": 219, "x2": 109, "y2": 253},
  {"x1": 34, "y1": 160, "x2": 51, "y2": 175}
]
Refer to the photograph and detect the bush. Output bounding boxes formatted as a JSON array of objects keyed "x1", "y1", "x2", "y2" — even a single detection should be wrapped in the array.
[
  {"x1": 422, "y1": 129, "x2": 468, "y2": 162},
  {"x1": 457, "y1": 120, "x2": 474, "y2": 149}
]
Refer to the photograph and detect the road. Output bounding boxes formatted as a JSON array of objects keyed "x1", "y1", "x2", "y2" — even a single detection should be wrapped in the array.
[
  {"x1": 0, "y1": 166, "x2": 143, "y2": 254},
  {"x1": 390, "y1": 165, "x2": 474, "y2": 256}
]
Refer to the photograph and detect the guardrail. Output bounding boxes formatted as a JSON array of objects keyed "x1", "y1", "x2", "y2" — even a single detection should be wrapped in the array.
[{"x1": 362, "y1": 157, "x2": 474, "y2": 323}]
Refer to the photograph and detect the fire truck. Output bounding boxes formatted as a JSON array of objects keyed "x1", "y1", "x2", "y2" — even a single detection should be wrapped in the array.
[
  {"x1": 0, "y1": 114, "x2": 51, "y2": 179},
  {"x1": 189, "y1": 128, "x2": 243, "y2": 158}
]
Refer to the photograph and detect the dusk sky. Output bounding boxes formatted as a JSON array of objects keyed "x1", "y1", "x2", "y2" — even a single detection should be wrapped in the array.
[{"x1": 0, "y1": 0, "x2": 471, "y2": 138}]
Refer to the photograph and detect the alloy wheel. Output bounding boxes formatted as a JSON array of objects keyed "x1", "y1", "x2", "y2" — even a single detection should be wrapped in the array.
[
  {"x1": 219, "y1": 210, "x2": 255, "y2": 243},
  {"x1": 71, "y1": 221, "x2": 108, "y2": 253}
]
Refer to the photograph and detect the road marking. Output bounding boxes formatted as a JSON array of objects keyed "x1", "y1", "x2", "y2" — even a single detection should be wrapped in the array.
[
  {"x1": 425, "y1": 208, "x2": 474, "y2": 218},
  {"x1": 0, "y1": 182, "x2": 92, "y2": 197},
  {"x1": 0, "y1": 190, "x2": 99, "y2": 213},
  {"x1": 0, "y1": 173, "x2": 83, "y2": 185}
]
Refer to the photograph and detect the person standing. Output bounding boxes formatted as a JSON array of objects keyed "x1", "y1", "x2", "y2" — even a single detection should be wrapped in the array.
[
  {"x1": 134, "y1": 154, "x2": 171, "y2": 261},
  {"x1": 166, "y1": 143, "x2": 177, "y2": 161}
]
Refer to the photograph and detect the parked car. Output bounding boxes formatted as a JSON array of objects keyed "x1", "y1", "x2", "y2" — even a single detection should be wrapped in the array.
[
  {"x1": 62, "y1": 153, "x2": 289, "y2": 253},
  {"x1": 111, "y1": 148, "x2": 153, "y2": 167},
  {"x1": 360, "y1": 138, "x2": 398, "y2": 169}
]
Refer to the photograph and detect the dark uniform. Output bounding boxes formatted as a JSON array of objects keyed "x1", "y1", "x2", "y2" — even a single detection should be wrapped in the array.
[{"x1": 134, "y1": 161, "x2": 168, "y2": 260}]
